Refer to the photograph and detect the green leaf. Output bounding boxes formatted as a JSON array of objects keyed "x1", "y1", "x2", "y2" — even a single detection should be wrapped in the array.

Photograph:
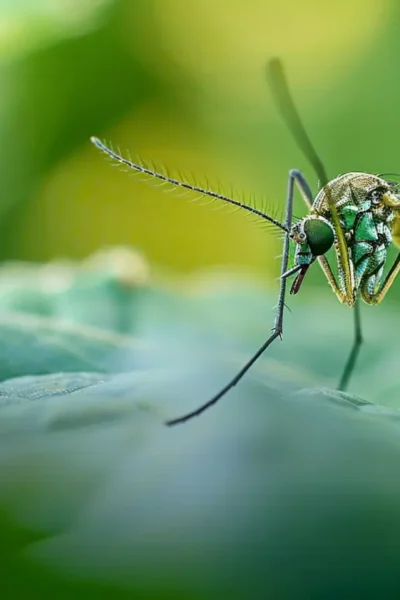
[
  {"x1": 1, "y1": 262, "x2": 400, "y2": 598},
  {"x1": 0, "y1": 370, "x2": 400, "y2": 598},
  {"x1": 0, "y1": 311, "x2": 138, "y2": 380}
]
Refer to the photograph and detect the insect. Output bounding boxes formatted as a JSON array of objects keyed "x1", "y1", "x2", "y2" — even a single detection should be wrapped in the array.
[{"x1": 91, "y1": 58, "x2": 400, "y2": 426}]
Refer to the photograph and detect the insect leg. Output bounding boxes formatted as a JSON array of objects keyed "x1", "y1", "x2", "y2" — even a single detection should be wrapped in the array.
[
  {"x1": 361, "y1": 251, "x2": 400, "y2": 305},
  {"x1": 344, "y1": 253, "x2": 400, "y2": 393},
  {"x1": 294, "y1": 167, "x2": 359, "y2": 389},
  {"x1": 338, "y1": 300, "x2": 363, "y2": 391},
  {"x1": 165, "y1": 169, "x2": 300, "y2": 426},
  {"x1": 293, "y1": 170, "x2": 349, "y2": 303},
  {"x1": 290, "y1": 169, "x2": 313, "y2": 207},
  {"x1": 316, "y1": 256, "x2": 348, "y2": 303},
  {"x1": 313, "y1": 247, "x2": 358, "y2": 390}
]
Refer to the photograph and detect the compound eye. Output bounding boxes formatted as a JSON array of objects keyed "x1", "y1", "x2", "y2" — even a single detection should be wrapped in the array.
[{"x1": 304, "y1": 219, "x2": 334, "y2": 256}]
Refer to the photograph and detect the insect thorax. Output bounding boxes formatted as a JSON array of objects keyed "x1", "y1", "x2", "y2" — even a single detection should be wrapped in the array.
[{"x1": 313, "y1": 173, "x2": 400, "y2": 301}]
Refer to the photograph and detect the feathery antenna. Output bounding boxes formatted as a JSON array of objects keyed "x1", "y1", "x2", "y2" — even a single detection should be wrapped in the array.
[{"x1": 90, "y1": 137, "x2": 288, "y2": 233}]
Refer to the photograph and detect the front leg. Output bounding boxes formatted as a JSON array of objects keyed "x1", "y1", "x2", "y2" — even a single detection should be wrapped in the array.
[
  {"x1": 338, "y1": 300, "x2": 363, "y2": 391},
  {"x1": 166, "y1": 169, "x2": 305, "y2": 426}
]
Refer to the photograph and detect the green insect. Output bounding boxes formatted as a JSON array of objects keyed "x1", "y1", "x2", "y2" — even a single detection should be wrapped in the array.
[{"x1": 91, "y1": 58, "x2": 400, "y2": 425}]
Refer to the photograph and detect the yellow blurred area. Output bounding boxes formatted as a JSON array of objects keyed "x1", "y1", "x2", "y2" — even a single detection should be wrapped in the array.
[
  {"x1": 13, "y1": 0, "x2": 391, "y2": 276},
  {"x1": 19, "y1": 106, "x2": 274, "y2": 272},
  {"x1": 143, "y1": 0, "x2": 388, "y2": 104}
]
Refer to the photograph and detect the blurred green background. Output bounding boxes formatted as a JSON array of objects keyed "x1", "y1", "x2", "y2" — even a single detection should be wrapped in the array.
[
  {"x1": 4, "y1": 2, "x2": 400, "y2": 599},
  {"x1": 1, "y1": 0, "x2": 399, "y2": 292}
]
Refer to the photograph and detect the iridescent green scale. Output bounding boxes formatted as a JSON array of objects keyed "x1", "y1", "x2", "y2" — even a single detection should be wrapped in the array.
[
  {"x1": 336, "y1": 199, "x2": 390, "y2": 294},
  {"x1": 310, "y1": 172, "x2": 400, "y2": 306}
]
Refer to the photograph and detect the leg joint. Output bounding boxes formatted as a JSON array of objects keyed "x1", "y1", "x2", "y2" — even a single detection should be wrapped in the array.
[{"x1": 289, "y1": 168, "x2": 303, "y2": 179}]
